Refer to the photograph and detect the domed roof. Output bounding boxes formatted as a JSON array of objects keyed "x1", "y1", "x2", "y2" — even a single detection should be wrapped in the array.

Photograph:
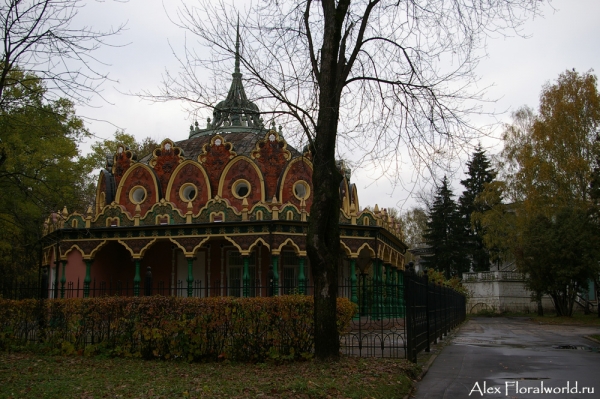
[{"x1": 189, "y1": 23, "x2": 265, "y2": 138}]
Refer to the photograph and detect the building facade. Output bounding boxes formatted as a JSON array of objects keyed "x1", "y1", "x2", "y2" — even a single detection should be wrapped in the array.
[{"x1": 41, "y1": 44, "x2": 407, "y2": 299}]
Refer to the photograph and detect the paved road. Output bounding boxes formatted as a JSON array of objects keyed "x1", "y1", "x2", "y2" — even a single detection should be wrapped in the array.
[{"x1": 413, "y1": 317, "x2": 600, "y2": 399}]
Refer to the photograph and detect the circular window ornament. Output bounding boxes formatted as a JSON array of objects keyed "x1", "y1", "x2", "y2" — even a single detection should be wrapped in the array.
[
  {"x1": 232, "y1": 179, "x2": 251, "y2": 199},
  {"x1": 293, "y1": 180, "x2": 310, "y2": 200},
  {"x1": 129, "y1": 186, "x2": 147, "y2": 204},
  {"x1": 269, "y1": 134, "x2": 276, "y2": 142},
  {"x1": 180, "y1": 183, "x2": 198, "y2": 202},
  {"x1": 215, "y1": 138, "x2": 222, "y2": 146}
]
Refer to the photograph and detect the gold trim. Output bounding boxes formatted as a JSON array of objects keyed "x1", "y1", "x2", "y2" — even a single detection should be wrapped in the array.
[
  {"x1": 292, "y1": 180, "x2": 311, "y2": 201},
  {"x1": 115, "y1": 163, "x2": 160, "y2": 208},
  {"x1": 165, "y1": 160, "x2": 212, "y2": 202},
  {"x1": 179, "y1": 183, "x2": 198, "y2": 202},
  {"x1": 217, "y1": 156, "x2": 265, "y2": 202},
  {"x1": 231, "y1": 179, "x2": 252, "y2": 199}
]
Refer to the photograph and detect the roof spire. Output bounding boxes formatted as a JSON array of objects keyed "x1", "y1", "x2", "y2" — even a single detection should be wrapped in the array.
[{"x1": 235, "y1": 15, "x2": 240, "y2": 75}]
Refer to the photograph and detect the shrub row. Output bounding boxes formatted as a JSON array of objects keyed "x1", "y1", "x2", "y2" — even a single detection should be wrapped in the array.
[{"x1": 0, "y1": 295, "x2": 357, "y2": 362}]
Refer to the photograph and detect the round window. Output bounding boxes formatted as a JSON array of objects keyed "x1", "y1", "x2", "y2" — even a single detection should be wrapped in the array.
[
  {"x1": 180, "y1": 183, "x2": 198, "y2": 202},
  {"x1": 293, "y1": 181, "x2": 310, "y2": 200},
  {"x1": 232, "y1": 179, "x2": 251, "y2": 199},
  {"x1": 130, "y1": 186, "x2": 147, "y2": 204}
]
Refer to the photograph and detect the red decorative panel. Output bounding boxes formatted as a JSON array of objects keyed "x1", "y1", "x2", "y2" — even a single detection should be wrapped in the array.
[
  {"x1": 199, "y1": 135, "x2": 236, "y2": 195},
  {"x1": 150, "y1": 140, "x2": 182, "y2": 197},
  {"x1": 252, "y1": 132, "x2": 291, "y2": 200},
  {"x1": 280, "y1": 160, "x2": 313, "y2": 210},
  {"x1": 221, "y1": 159, "x2": 262, "y2": 211},
  {"x1": 168, "y1": 163, "x2": 209, "y2": 214},
  {"x1": 117, "y1": 166, "x2": 156, "y2": 216},
  {"x1": 112, "y1": 147, "x2": 133, "y2": 186}
]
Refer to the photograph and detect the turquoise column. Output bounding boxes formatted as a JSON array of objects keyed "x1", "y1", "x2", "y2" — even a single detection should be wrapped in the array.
[
  {"x1": 398, "y1": 269, "x2": 405, "y2": 318},
  {"x1": 350, "y1": 258, "x2": 358, "y2": 320},
  {"x1": 133, "y1": 259, "x2": 141, "y2": 297},
  {"x1": 83, "y1": 259, "x2": 92, "y2": 298},
  {"x1": 60, "y1": 260, "x2": 67, "y2": 299},
  {"x1": 298, "y1": 257, "x2": 306, "y2": 294},
  {"x1": 186, "y1": 258, "x2": 194, "y2": 297},
  {"x1": 372, "y1": 259, "x2": 381, "y2": 320},
  {"x1": 385, "y1": 264, "x2": 392, "y2": 318},
  {"x1": 272, "y1": 255, "x2": 279, "y2": 296},
  {"x1": 350, "y1": 258, "x2": 358, "y2": 305},
  {"x1": 242, "y1": 256, "x2": 250, "y2": 298}
]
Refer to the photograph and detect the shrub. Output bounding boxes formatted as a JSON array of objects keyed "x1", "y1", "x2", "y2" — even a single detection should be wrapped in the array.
[{"x1": 0, "y1": 295, "x2": 357, "y2": 362}]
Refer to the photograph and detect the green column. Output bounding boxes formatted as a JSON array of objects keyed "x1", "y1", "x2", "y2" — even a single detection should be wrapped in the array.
[
  {"x1": 373, "y1": 259, "x2": 383, "y2": 320},
  {"x1": 272, "y1": 255, "x2": 279, "y2": 296},
  {"x1": 133, "y1": 259, "x2": 141, "y2": 297},
  {"x1": 398, "y1": 269, "x2": 405, "y2": 318},
  {"x1": 298, "y1": 257, "x2": 306, "y2": 295},
  {"x1": 83, "y1": 259, "x2": 92, "y2": 298},
  {"x1": 60, "y1": 260, "x2": 67, "y2": 299},
  {"x1": 242, "y1": 256, "x2": 250, "y2": 298},
  {"x1": 372, "y1": 259, "x2": 380, "y2": 320},
  {"x1": 385, "y1": 264, "x2": 392, "y2": 318},
  {"x1": 187, "y1": 258, "x2": 194, "y2": 297},
  {"x1": 350, "y1": 258, "x2": 358, "y2": 305}
]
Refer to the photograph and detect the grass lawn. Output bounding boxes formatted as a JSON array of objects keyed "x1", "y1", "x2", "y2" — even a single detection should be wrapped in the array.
[{"x1": 0, "y1": 352, "x2": 419, "y2": 399}]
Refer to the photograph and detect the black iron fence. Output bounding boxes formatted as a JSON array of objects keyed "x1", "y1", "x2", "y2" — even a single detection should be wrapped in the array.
[
  {"x1": 1, "y1": 267, "x2": 466, "y2": 361},
  {"x1": 404, "y1": 267, "x2": 466, "y2": 362}
]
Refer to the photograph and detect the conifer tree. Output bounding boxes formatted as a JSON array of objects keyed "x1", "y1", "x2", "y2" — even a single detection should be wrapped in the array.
[
  {"x1": 422, "y1": 176, "x2": 469, "y2": 279},
  {"x1": 459, "y1": 146, "x2": 497, "y2": 271}
]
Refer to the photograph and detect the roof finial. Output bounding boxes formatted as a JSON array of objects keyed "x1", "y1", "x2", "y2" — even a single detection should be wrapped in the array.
[{"x1": 234, "y1": 15, "x2": 240, "y2": 75}]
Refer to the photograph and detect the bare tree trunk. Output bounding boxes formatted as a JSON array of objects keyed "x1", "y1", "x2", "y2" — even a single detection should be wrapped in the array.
[{"x1": 307, "y1": 0, "x2": 347, "y2": 361}]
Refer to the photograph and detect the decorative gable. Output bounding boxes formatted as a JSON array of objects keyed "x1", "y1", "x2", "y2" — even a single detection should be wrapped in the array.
[
  {"x1": 150, "y1": 139, "x2": 184, "y2": 196},
  {"x1": 198, "y1": 135, "x2": 236, "y2": 195},
  {"x1": 251, "y1": 129, "x2": 291, "y2": 200}
]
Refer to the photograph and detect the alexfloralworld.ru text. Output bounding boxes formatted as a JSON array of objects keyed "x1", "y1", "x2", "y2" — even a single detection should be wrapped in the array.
[{"x1": 469, "y1": 381, "x2": 594, "y2": 396}]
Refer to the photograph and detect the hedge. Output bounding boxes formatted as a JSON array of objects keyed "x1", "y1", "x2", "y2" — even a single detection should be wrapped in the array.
[{"x1": 0, "y1": 295, "x2": 357, "y2": 362}]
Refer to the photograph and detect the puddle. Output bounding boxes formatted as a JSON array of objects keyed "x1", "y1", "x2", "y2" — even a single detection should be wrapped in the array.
[{"x1": 553, "y1": 345, "x2": 599, "y2": 352}]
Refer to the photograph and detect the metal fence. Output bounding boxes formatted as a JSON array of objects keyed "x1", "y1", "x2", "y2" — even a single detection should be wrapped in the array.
[
  {"x1": 404, "y1": 267, "x2": 466, "y2": 362},
  {"x1": 1, "y1": 267, "x2": 466, "y2": 361}
]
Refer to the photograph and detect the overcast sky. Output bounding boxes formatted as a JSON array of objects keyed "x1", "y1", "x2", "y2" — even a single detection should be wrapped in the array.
[{"x1": 77, "y1": 0, "x2": 600, "y2": 212}]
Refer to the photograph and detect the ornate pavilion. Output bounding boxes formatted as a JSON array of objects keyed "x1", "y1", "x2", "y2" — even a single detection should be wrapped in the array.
[{"x1": 41, "y1": 41, "x2": 407, "y2": 300}]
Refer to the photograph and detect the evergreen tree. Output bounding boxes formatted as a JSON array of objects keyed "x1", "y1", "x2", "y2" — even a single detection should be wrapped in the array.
[
  {"x1": 459, "y1": 146, "x2": 497, "y2": 271},
  {"x1": 422, "y1": 176, "x2": 469, "y2": 279}
]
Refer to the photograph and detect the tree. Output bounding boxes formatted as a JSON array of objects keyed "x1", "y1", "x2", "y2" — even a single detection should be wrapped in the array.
[
  {"x1": 479, "y1": 70, "x2": 600, "y2": 316},
  {"x1": 150, "y1": 0, "x2": 546, "y2": 359},
  {"x1": 398, "y1": 207, "x2": 428, "y2": 250},
  {"x1": 0, "y1": 69, "x2": 93, "y2": 282},
  {"x1": 0, "y1": 0, "x2": 124, "y2": 110},
  {"x1": 422, "y1": 176, "x2": 469, "y2": 279},
  {"x1": 458, "y1": 145, "x2": 496, "y2": 271},
  {"x1": 83, "y1": 131, "x2": 159, "y2": 170}
]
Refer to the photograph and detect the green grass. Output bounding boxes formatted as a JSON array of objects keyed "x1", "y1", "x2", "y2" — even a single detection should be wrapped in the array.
[
  {"x1": 590, "y1": 334, "x2": 600, "y2": 342},
  {"x1": 0, "y1": 352, "x2": 419, "y2": 399}
]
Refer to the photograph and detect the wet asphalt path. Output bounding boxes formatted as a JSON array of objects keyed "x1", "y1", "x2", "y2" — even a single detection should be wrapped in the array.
[{"x1": 412, "y1": 317, "x2": 600, "y2": 399}]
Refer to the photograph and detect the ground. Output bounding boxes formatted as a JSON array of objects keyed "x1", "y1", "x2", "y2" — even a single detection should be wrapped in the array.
[
  {"x1": 413, "y1": 316, "x2": 600, "y2": 398},
  {"x1": 0, "y1": 353, "x2": 418, "y2": 399}
]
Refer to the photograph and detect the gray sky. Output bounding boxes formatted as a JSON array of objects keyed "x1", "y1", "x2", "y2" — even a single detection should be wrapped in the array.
[{"x1": 78, "y1": 0, "x2": 600, "y2": 212}]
